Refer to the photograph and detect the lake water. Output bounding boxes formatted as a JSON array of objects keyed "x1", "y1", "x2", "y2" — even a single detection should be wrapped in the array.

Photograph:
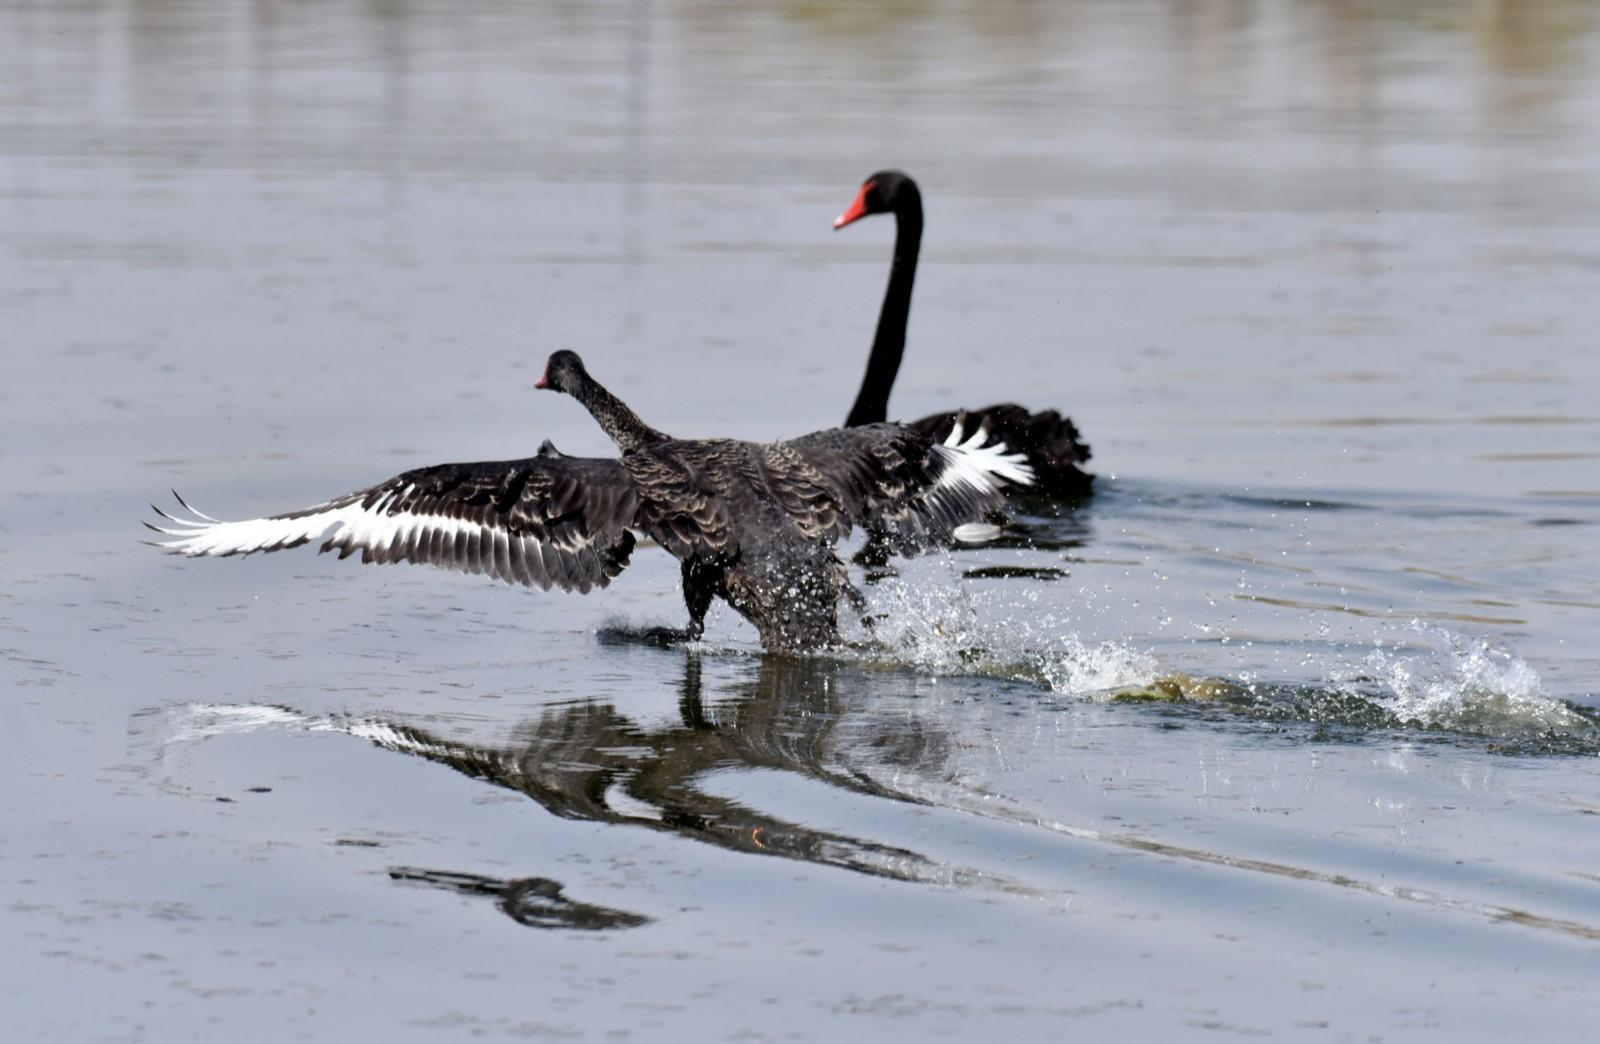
[{"x1": 4, "y1": 1, "x2": 1599, "y2": 1039}]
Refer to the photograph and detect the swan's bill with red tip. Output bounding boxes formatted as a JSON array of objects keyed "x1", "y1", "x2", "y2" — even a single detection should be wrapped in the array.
[{"x1": 833, "y1": 181, "x2": 875, "y2": 230}]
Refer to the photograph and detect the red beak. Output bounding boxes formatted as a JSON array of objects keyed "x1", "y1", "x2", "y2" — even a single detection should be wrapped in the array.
[
  {"x1": 534, "y1": 368, "x2": 550, "y2": 390},
  {"x1": 833, "y1": 184, "x2": 874, "y2": 230}
]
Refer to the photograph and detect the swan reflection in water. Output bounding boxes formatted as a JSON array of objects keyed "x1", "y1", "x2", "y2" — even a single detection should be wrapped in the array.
[
  {"x1": 148, "y1": 649, "x2": 1017, "y2": 931},
  {"x1": 361, "y1": 650, "x2": 999, "y2": 889},
  {"x1": 144, "y1": 637, "x2": 1600, "y2": 941},
  {"x1": 386, "y1": 866, "x2": 652, "y2": 931}
]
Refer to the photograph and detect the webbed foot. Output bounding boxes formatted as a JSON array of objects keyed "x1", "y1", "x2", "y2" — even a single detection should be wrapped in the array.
[{"x1": 638, "y1": 625, "x2": 701, "y2": 646}]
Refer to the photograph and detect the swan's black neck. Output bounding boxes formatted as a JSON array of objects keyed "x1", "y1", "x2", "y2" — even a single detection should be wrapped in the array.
[
  {"x1": 568, "y1": 370, "x2": 670, "y2": 453},
  {"x1": 845, "y1": 191, "x2": 922, "y2": 427}
]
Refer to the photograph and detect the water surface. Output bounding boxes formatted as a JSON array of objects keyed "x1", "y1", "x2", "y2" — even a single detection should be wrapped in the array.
[{"x1": 4, "y1": 1, "x2": 1600, "y2": 1040}]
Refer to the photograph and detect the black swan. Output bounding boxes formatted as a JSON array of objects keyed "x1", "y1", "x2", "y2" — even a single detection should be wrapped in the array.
[
  {"x1": 147, "y1": 351, "x2": 1033, "y2": 652},
  {"x1": 835, "y1": 170, "x2": 1093, "y2": 497}
]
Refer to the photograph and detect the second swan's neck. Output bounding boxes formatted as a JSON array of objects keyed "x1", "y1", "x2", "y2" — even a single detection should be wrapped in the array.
[
  {"x1": 845, "y1": 195, "x2": 923, "y2": 427},
  {"x1": 570, "y1": 372, "x2": 671, "y2": 454}
]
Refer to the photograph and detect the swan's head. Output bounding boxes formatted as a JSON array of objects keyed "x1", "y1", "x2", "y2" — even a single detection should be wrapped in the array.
[
  {"x1": 834, "y1": 170, "x2": 919, "y2": 229},
  {"x1": 535, "y1": 350, "x2": 587, "y2": 395}
]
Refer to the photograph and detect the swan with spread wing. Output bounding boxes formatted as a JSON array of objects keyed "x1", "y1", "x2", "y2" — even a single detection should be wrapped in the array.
[{"x1": 148, "y1": 351, "x2": 1032, "y2": 652}]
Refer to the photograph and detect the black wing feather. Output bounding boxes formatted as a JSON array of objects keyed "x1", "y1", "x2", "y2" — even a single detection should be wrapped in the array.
[
  {"x1": 773, "y1": 423, "x2": 1014, "y2": 555},
  {"x1": 152, "y1": 456, "x2": 640, "y2": 595},
  {"x1": 335, "y1": 456, "x2": 639, "y2": 593}
]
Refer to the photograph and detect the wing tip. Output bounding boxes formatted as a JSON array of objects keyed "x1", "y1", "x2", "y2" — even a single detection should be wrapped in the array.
[{"x1": 171, "y1": 489, "x2": 223, "y2": 523}]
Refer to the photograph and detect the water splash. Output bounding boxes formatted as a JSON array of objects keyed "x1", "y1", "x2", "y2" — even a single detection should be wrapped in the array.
[
  {"x1": 860, "y1": 575, "x2": 1159, "y2": 697},
  {"x1": 1330, "y1": 623, "x2": 1595, "y2": 738},
  {"x1": 857, "y1": 573, "x2": 1599, "y2": 753}
]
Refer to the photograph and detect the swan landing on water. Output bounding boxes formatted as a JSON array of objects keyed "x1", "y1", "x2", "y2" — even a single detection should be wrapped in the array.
[{"x1": 147, "y1": 351, "x2": 1032, "y2": 652}]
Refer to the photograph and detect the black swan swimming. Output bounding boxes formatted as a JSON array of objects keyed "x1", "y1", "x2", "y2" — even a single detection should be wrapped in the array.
[
  {"x1": 834, "y1": 170, "x2": 1093, "y2": 497},
  {"x1": 147, "y1": 351, "x2": 1033, "y2": 652}
]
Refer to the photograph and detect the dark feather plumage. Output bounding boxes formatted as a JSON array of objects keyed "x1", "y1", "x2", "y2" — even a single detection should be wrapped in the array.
[
  {"x1": 781, "y1": 423, "x2": 1013, "y2": 552},
  {"x1": 152, "y1": 455, "x2": 638, "y2": 595},
  {"x1": 328, "y1": 456, "x2": 639, "y2": 593}
]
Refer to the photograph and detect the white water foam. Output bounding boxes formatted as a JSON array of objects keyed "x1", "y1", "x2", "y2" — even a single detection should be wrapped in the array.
[
  {"x1": 1332, "y1": 623, "x2": 1593, "y2": 736},
  {"x1": 861, "y1": 570, "x2": 1594, "y2": 744},
  {"x1": 160, "y1": 702, "x2": 318, "y2": 742},
  {"x1": 860, "y1": 574, "x2": 1159, "y2": 698}
]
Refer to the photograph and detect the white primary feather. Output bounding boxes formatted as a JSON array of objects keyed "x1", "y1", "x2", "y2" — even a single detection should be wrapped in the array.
[
  {"x1": 932, "y1": 417, "x2": 1035, "y2": 494},
  {"x1": 148, "y1": 498, "x2": 356, "y2": 556},
  {"x1": 148, "y1": 493, "x2": 482, "y2": 561}
]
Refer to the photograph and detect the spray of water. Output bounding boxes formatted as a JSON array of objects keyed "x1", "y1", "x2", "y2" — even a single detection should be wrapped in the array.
[
  {"x1": 861, "y1": 574, "x2": 1159, "y2": 696},
  {"x1": 1331, "y1": 623, "x2": 1594, "y2": 736},
  {"x1": 854, "y1": 568, "x2": 1599, "y2": 751}
]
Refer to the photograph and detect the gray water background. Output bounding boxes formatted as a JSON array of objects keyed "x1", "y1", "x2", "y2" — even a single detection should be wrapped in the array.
[{"x1": 4, "y1": 1, "x2": 1600, "y2": 1040}]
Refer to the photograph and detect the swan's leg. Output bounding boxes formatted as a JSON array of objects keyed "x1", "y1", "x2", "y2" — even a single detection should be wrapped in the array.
[
  {"x1": 837, "y1": 563, "x2": 876, "y2": 632},
  {"x1": 680, "y1": 558, "x2": 716, "y2": 641},
  {"x1": 639, "y1": 559, "x2": 715, "y2": 645},
  {"x1": 638, "y1": 627, "x2": 694, "y2": 644},
  {"x1": 843, "y1": 580, "x2": 874, "y2": 629},
  {"x1": 852, "y1": 532, "x2": 891, "y2": 568}
]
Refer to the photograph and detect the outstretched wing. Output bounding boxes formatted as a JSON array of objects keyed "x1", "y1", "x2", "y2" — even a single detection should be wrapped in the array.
[
  {"x1": 773, "y1": 420, "x2": 1033, "y2": 554},
  {"x1": 147, "y1": 456, "x2": 640, "y2": 593}
]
